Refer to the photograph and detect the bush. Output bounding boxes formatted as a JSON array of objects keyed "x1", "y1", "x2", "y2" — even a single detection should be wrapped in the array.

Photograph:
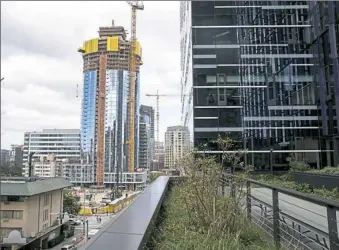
[
  {"x1": 287, "y1": 156, "x2": 310, "y2": 172},
  {"x1": 151, "y1": 183, "x2": 272, "y2": 250},
  {"x1": 150, "y1": 137, "x2": 274, "y2": 249},
  {"x1": 308, "y1": 166, "x2": 339, "y2": 175}
]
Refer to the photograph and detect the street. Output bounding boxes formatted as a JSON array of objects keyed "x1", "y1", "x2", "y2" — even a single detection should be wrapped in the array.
[{"x1": 50, "y1": 214, "x2": 114, "y2": 250}]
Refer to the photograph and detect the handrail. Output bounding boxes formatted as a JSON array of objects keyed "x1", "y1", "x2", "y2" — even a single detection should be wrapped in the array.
[{"x1": 228, "y1": 174, "x2": 339, "y2": 208}]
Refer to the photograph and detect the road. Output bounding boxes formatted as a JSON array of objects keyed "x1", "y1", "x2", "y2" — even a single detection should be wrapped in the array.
[{"x1": 50, "y1": 214, "x2": 114, "y2": 250}]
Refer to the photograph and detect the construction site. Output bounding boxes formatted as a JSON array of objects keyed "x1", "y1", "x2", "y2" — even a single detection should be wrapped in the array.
[{"x1": 77, "y1": 1, "x2": 147, "y2": 191}]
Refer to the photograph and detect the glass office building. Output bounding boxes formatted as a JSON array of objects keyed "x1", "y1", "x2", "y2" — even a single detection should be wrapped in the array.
[
  {"x1": 79, "y1": 22, "x2": 141, "y2": 184},
  {"x1": 181, "y1": 1, "x2": 339, "y2": 169}
]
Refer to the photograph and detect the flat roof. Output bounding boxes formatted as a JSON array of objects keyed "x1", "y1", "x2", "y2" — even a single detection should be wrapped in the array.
[{"x1": 0, "y1": 177, "x2": 71, "y2": 196}]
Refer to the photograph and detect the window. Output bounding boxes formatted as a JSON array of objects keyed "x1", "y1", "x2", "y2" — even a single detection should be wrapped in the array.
[
  {"x1": 1, "y1": 210, "x2": 23, "y2": 219},
  {"x1": 7, "y1": 196, "x2": 20, "y2": 202},
  {"x1": 43, "y1": 194, "x2": 50, "y2": 206},
  {"x1": 43, "y1": 209, "x2": 49, "y2": 222}
]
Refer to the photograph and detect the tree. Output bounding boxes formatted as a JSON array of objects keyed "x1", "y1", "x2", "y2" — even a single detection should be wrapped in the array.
[
  {"x1": 0, "y1": 163, "x2": 22, "y2": 177},
  {"x1": 63, "y1": 189, "x2": 81, "y2": 215}
]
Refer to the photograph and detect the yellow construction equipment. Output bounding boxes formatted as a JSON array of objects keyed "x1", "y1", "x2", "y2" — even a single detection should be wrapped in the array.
[
  {"x1": 126, "y1": 1, "x2": 144, "y2": 182},
  {"x1": 145, "y1": 92, "x2": 183, "y2": 170}
]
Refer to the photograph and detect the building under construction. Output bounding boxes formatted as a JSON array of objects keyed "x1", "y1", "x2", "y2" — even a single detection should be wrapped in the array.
[{"x1": 78, "y1": 21, "x2": 147, "y2": 189}]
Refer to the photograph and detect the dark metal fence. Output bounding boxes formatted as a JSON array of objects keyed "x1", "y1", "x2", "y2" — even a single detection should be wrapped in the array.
[{"x1": 228, "y1": 175, "x2": 339, "y2": 250}]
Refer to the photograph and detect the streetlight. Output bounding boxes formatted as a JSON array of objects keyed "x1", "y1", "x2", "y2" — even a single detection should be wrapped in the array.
[{"x1": 0, "y1": 77, "x2": 4, "y2": 247}]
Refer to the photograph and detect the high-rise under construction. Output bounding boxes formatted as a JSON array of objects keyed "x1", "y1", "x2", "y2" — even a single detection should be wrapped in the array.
[{"x1": 78, "y1": 21, "x2": 144, "y2": 187}]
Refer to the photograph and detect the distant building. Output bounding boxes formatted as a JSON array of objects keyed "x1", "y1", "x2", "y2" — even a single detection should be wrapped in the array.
[
  {"x1": 0, "y1": 149, "x2": 11, "y2": 166},
  {"x1": 165, "y1": 126, "x2": 190, "y2": 169},
  {"x1": 32, "y1": 155, "x2": 63, "y2": 178},
  {"x1": 139, "y1": 105, "x2": 155, "y2": 170},
  {"x1": 152, "y1": 141, "x2": 165, "y2": 171},
  {"x1": 78, "y1": 20, "x2": 144, "y2": 187},
  {"x1": 62, "y1": 163, "x2": 94, "y2": 185},
  {"x1": 10, "y1": 144, "x2": 23, "y2": 167},
  {"x1": 0, "y1": 177, "x2": 71, "y2": 249},
  {"x1": 23, "y1": 129, "x2": 81, "y2": 177}
]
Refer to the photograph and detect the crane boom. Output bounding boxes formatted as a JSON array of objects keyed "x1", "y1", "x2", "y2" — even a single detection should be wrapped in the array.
[{"x1": 126, "y1": 1, "x2": 144, "y2": 182}]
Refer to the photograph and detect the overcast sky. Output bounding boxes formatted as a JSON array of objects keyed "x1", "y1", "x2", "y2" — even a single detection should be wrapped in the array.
[{"x1": 1, "y1": 1, "x2": 181, "y2": 149}]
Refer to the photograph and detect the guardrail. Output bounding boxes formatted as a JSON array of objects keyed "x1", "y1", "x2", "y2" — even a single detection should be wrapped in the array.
[
  {"x1": 79, "y1": 176, "x2": 170, "y2": 250},
  {"x1": 227, "y1": 175, "x2": 339, "y2": 250}
]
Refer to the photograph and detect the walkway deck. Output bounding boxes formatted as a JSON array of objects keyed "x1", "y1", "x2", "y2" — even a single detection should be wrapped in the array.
[{"x1": 79, "y1": 176, "x2": 169, "y2": 250}]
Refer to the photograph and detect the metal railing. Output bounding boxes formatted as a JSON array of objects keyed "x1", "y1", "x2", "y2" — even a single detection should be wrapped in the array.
[{"x1": 226, "y1": 175, "x2": 339, "y2": 250}]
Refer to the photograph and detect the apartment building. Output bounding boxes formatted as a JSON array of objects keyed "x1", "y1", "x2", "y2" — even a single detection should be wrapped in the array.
[
  {"x1": 32, "y1": 155, "x2": 63, "y2": 178},
  {"x1": 0, "y1": 177, "x2": 71, "y2": 250},
  {"x1": 23, "y1": 129, "x2": 81, "y2": 177},
  {"x1": 165, "y1": 126, "x2": 190, "y2": 169}
]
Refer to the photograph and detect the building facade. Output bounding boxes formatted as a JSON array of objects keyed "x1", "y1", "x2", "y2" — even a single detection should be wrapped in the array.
[
  {"x1": 152, "y1": 141, "x2": 165, "y2": 170},
  {"x1": 180, "y1": 1, "x2": 339, "y2": 169},
  {"x1": 23, "y1": 129, "x2": 81, "y2": 177},
  {"x1": 62, "y1": 163, "x2": 94, "y2": 185},
  {"x1": 10, "y1": 144, "x2": 23, "y2": 168},
  {"x1": 0, "y1": 150, "x2": 11, "y2": 166},
  {"x1": 138, "y1": 105, "x2": 155, "y2": 170},
  {"x1": 78, "y1": 21, "x2": 145, "y2": 187},
  {"x1": 0, "y1": 177, "x2": 71, "y2": 250},
  {"x1": 165, "y1": 126, "x2": 190, "y2": 169},
  {"x1": 32, "y1": 155, "x2": 63, "y2": 178}
]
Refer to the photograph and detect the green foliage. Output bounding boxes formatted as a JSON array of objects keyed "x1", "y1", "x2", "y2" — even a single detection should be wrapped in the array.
[
  {"x1": 151, "y1": 137, "x2": 273, "y2": 250},
  {"x1": 286, "y1": 155, "x2": 310, "y2": 172},
  {"x1": 151, "y1": 172, "x2": 165, "y2": 182},
  {"x1": 152, "y1": 183, "x2": 272, "y2": 249},
  {"x1": 308, "y1": 166, "x2": 339, "y2": 175},
  {"x1": 256, "y1": 174, "x2": 339, "y2": 201},
  {"x1": 0, "y1": 164, "x2": 22, "y2": 176},
  {"x1": 63, "y1": 189, "x2": 81, "y2": 215}
]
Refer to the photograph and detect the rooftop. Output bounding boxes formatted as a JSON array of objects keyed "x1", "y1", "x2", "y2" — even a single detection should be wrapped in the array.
[{"x1": 0, "y1": 177, "x2": 71, "y2": 196}]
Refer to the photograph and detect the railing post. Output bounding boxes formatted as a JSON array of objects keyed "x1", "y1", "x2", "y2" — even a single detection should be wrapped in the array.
[
  {"x1": 230, "y1": 175, "x2": 235, "y2": 198},
  {"x1": 327, "y1": 205, "x2": 339, "y2": 250},
  {"x1": 246, "y1": 180, "x2": 251, "y2": 220},
  {"x1": 272, "y1": 188, "x2": 280, "y2": 247}
]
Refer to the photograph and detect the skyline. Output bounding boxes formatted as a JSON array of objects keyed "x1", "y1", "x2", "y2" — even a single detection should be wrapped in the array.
[{"x1": 1, "y1": 1, "x2": 181, "y2": 149}]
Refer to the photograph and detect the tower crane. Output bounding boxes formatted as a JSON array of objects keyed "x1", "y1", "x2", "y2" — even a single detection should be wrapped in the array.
[
  {"x1": 145, "y1": 91, "x2": 184, "y2": 170},
  {"x1": 126, "y1": 1, "x2": 144, "y2": 183}
]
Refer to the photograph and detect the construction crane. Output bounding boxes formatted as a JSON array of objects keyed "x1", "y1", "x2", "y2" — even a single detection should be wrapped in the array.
[
  {"x1": 145, "y1": 91, "x2": 183, "y2": 170},
  {"x1": 126, "y1": 1, "x2": 144, "y2": 184}
]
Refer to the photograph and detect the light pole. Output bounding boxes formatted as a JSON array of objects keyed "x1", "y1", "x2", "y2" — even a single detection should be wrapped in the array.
[{"x1": 0, "y1": 77, "x2": 4, "y2": 246}]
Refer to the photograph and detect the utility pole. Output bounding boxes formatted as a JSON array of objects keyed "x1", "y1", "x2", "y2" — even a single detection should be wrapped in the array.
[{"x1": 0, "y1": 77, "x2": 4, "y2": 246}]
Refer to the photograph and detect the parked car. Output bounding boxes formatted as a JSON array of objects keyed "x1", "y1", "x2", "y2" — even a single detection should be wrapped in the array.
[{"x1": 61, "y1": 244, "x2": 77, "y2": 250}]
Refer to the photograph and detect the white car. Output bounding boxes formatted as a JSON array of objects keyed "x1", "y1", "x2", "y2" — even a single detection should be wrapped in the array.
[
  {"x1": 69, "y1": 218, "x2": 81, "y2": 225},
  {"x1": 88, "y1": 229, "x2": 100, "y2": 239}
]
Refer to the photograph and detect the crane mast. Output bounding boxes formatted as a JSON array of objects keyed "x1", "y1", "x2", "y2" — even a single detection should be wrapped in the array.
[
  {"x1": 145, "y1": 92, "x2": 184, "y2": 170},
  {"x1": 127, "y1": 1, "x2": 144, "y2": 182}
]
